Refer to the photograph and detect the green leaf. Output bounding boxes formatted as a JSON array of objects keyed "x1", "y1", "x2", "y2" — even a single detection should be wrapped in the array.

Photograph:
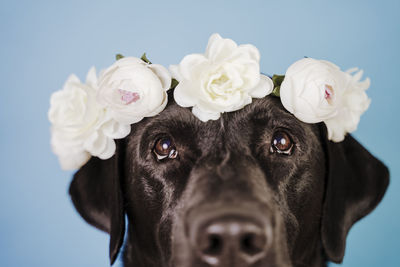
[
  {"x1": 115, "y1": 54, "x2": 124, "y2": 61},
  {"x1": 272, "y1": 74, "x2": 285, "y2": 87},
  {"x1": 270, "y1": 74, "x2": 285, "y2": 97},
  {"x1": 141, "y1": 53, "x2": 152, "y2": 64},
  {"x1": 170, "y1": 78, "x2": 179, "y2": 89},
  {"x1": 271, "y1": 85, "x2": 280, "y2": 97}
]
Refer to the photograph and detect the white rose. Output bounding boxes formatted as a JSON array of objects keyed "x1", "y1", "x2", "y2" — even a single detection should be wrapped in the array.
[
  {"x1": 97, "y1": 57, "x2": 171, "y2": 124},
  {"x1": 280, "y1": 58, "x2": 370, "y2": 142},
  {"x1": 324, "y1": 68, "x2": 371, "y2": 142},
  {"x1": 170, "y1": 33, "x2": 273, "y2": 122},
  {"x1": 49, "y1": 67, "x2": 131, "y2": 170}
]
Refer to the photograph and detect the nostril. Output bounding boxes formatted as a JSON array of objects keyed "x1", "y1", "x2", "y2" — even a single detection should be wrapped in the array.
[
  {"x1": 240, "y1": 233, "x2": 265, "y2": 255},
  {"x1": 203, "y1": 234, "x2": 223, "y2": 255},
  {"x1": 189, "y1": 211, "x2": 272, "y2": 266}
]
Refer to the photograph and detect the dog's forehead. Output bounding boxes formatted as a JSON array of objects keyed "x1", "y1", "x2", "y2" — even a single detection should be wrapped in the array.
[
  {"x1": 157, "y1": 95, "x2": 300, "y2": 129},
  {"x1": 135, "y1": 95, "x2": 313, "y2": 153}
]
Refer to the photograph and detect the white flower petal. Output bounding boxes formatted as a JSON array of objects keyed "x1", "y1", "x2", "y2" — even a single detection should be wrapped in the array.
[
  {"x1": 346, "y1": 67, "x2": 359, "y2": 74},
  {"x1": 113, "y1": 57, "x2": 145, "y2": 68},
  {"x1": 109, "y1": 109, "x2": 144, "y2": 125},
  {"x1": 280, "y1": 57, "x2": 371, "y2": 141},
  {"x1": 85, "y1": 66, "x2": 98, "y2": 88},
  {"x1": 146, "y1": 91, "x2": 169, "y2": 117},
  {"x1": 171, "y1": 33, "x2": 264, "y2": 121},
  {"x1": 64, "y1": 74, "x2": 81, "y2": 88},
  {"x1": 205, "y1": 34, "x2": 237, "y2": 62},
  {"x1": 358, "y1": 77, "x2": 371, "y2": 90},
  {"x1": 237, "y1": 44, "x2": 260, "y2": 62},
  {"x1": 149, "y1": 64, "x2": 172, "y2": 90},
  {"x1": 352, "y1": 69, "x2": 364, "y2": 82},
  {"x1": 179, "y1": 54, "x2": 208, "y2": 80},
  {"x1": 84, "y1": 131, "x2": 106, "y2": 156},
  {"x1": 50, "y1": 67, "x2": 115, "y2": 169},
  {"x1": 51, "y1": 63, "x2": 163, "y2": 169},
  {"x1": 98, "y1": 138, "x2": 116, "y2": 160},
  {"x1": 192, "y1": 106, "x2": 220, "y2": 122},
  {"x1": 280, "y1": 77, "x2": 295, "y2": 114},
  {"x1": 174, "y1": 81, "x2": 198, "y2": 107},
  {"x1": 97, "y1": 56, "x2": 169, "y2": 124},
  {"x1": 206, "y1": 33, "x2": 223, "y2": 52},
  {"x1": 58, "y1": 150, "x2": 91, "y2": 170},
  {"x1": 325, "y1": 118, "x2": 346, "y2": 142},
  {"x1": 169, "y1": 64, "x2": 183, "y2": 81},
  {"x1": 102, "y1": 119, "x2": 131, "y2": 139},
  {"x1": 249, "y1": 75, "x2": 273, "y2": 98}
]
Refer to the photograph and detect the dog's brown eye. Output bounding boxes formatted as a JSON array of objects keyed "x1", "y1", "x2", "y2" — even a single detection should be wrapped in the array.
[
  {"x1": 153, "y1": 137, "x2": 178, "y2": 161},
  {"x1": 270, "y1": 131, "x2": 294, "y2": 155}
]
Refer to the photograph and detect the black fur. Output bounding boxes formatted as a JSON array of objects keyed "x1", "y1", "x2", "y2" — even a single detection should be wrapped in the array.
[{"x1": 69, "y1": 94, "x2": 389, "y2": 267}]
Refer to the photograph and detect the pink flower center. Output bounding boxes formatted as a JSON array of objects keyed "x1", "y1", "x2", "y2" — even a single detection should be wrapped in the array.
[
  {"x1": 324, "y1": 84, "x2": 334, "y2": 104},
  {"x1": 118, "y1": 89, "x2": 140, "y2": 105}
]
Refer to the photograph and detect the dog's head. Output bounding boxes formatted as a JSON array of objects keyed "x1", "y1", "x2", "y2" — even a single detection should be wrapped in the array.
[{"x1": 69, "y1": 94, "x2": 389, "y2": 267}]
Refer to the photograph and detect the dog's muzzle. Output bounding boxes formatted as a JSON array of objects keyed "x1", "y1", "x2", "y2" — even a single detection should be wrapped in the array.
[{"x1": 187, "y1": 205, "x2": 273, "y2": 267}]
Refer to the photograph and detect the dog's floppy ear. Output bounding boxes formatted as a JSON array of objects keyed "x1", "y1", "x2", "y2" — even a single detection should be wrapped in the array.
[
  {"x1": 69, "y1": 140, "x2": 125, "y2": 265},
  {"x1": 320, "y1": 125, "x2": 389, "y2": 263}
]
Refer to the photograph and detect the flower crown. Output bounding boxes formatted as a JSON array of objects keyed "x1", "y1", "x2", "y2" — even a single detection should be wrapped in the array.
[{"x1": 49, "y1": 33, "x2": 371, "y2": 170}]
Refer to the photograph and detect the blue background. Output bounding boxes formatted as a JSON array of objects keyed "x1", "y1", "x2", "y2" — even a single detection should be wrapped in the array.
[{"x1": 0, "y1": 0, "x2": 399, "y2": 266}]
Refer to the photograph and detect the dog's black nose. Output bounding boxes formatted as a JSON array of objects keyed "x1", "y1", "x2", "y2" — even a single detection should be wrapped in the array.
[{"x1": 189, "y1": 212, "x2": 272, "y2": 266}]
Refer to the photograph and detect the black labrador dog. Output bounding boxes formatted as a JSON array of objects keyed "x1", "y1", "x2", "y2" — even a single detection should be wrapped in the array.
[{"x1": 69, "y1": 93, "x2": 389, "y2": 267}]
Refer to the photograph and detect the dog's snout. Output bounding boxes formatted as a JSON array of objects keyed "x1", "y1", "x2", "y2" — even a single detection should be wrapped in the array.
[
  {"x1": 198, "y1": 217, "x2": 269, "y2": 265},
  {"x1": 188, "y1": 209, "x2": 272, "y2": 266}
]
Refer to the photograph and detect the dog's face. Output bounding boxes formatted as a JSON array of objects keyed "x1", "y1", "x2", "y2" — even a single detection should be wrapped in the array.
[{"x1": 70, "y1": 94, "x2": 388, "y2": 267}]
